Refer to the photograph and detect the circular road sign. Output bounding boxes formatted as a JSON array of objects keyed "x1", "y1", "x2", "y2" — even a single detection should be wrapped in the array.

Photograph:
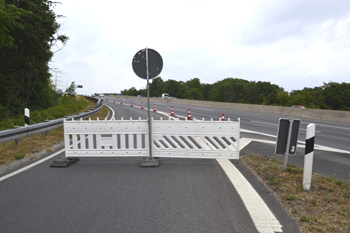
[{"x1": 132, "y1": 48, "x2": 163, "y2": 79}]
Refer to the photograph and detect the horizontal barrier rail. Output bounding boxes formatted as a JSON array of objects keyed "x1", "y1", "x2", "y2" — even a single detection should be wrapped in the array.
[
  {"x1": 64, "y1": 118, "x2": 240, "y2": 159},
  {"x1": 0, "y1": 97, "x2": 103, "y2": 144}
]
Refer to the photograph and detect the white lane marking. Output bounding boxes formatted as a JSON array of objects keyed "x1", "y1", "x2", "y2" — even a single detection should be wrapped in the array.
[
  {"x1": 217, "y1": 157, "x2": 283, "y2": 233},
  {"x1": 250, "y1": 121, "x2": 321, "y2": 133},
  {"x1": 242, "y1": 136, "x2": 350, "y2": 154},
  {"x1": 105, "y1": 104, "x2": 115, "y2": 120},
  {"x1": 251, "y1": 120, "x2": 278, "y2": 126},
  {"x1": 0, "y1": 148, "x2": 65, "y2": 182},
  {"x1": 303, "y1": 122, "x2": 350, "y2": 131}
]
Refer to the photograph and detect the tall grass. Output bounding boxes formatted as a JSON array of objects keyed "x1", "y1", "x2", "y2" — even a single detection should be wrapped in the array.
[{"x1": 0, "y1": 96, "x2": 95, "y2": 130}]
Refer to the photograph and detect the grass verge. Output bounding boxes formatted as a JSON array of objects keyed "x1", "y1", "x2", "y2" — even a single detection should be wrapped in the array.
[
  {"x1": 241, "y1": 154, "x2": 350, "y2": 233},
  {"x1": 0, "y1": 98, "x2": 109, "y2": 165}
]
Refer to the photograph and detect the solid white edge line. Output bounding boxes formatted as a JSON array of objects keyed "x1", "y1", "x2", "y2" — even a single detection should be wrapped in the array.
[
  {"x1": 217, "y1": 157, "x2": 283, "y2": 233},
  {"x1": 0, "y1": 148, "x2": 65, "y2": 182}
]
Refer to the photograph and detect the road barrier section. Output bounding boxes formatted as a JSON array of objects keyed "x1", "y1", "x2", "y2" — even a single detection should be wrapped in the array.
[{"x1": 64, "y1": 118, "x2": 240, "y2": 160}]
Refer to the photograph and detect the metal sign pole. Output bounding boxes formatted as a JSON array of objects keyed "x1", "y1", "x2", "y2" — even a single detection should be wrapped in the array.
[
  {"x1": 283, "y1": 117, "x2": 294, "y2": 170},
  {"x1": 141, "y1": 48, "x2": 158, "y2": 166},
  {"x1": 146, "y1": 48, "x2": 153, "y2": 160}
]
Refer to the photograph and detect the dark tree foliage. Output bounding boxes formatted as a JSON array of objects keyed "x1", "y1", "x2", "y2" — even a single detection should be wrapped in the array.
[
  {"x1": 122, "y1": 77, "x2": 350, "y2": 111},
  {"x1": 0, "y1": 0, "x2": 68, "y2": 118}
]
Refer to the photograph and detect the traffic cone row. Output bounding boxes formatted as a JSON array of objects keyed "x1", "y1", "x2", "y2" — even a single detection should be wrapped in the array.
[{"x1": 115, "y1": 101, "x2": 226, "y2": 121}]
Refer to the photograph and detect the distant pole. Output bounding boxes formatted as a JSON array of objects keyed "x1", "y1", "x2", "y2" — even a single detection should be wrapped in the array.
[
  {"x1": 24, "y1": 108, "x2": 30, "y2": 127},
  {"x1": 303, "y1": 123, "x2": 316, "y2": 190}
]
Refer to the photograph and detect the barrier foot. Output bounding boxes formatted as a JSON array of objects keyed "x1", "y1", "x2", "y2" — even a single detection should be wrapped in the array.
[
  {"x1": 50, "y1": 157, "x2": 79, "y2": 168},
  {"x1": 141, "y1": 157, "x2": 159, "y2": 167}
]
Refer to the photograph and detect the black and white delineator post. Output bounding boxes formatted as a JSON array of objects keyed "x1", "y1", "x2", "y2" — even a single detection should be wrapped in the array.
[
  {"x1": 303, "y1": 123, "x2": 316, "y2": 191},
  {"x1": 24, "y1": 108, "x2": 30, "y2": 126},
  {"x1": 132, "y1": 48, "x2": 163, "y2": 167}
]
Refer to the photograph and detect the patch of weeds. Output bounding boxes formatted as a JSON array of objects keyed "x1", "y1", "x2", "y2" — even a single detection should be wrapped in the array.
[
  {"x1": 287, "y1": 166, "x2": 303, "y2": 174},
  {"x1": 29, "y1": 156, "x2": 37, "y2": 160},
  {"x1": 324, "y1": 196, "x2": 331, "y2": 203},
  {"x1": 300, "y1": 215, "x2": 310, "y2": 222},
  {"x1": 336, "y1": 179, "x2": 346, "y2": 186},
  {"x1": 269, "y1": 174, "x2": 278, "y2": 185},
  {"x1": 327, "y1": 188, "x2": 334, "y2": 192},
  {"x1": 308, "y1": 225, "x2": 323, "y2": 232},
  {"x1": 310, "y1": 198, "x2": 318, "y2": 206},
  {"x1": 285, "y1": 194, "x2": 296, "y2": 200},
  {"x1": 14, "y1": 153, "x2": 25, "y2": 160}
]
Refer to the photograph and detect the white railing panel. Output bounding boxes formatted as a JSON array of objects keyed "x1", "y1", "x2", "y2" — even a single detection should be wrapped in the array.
[{"x1": 64, "y1": 118, "x2": 240, "y2": 159}]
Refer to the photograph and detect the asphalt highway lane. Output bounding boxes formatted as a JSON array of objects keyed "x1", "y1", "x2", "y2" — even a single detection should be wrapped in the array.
[
  {"x1": 0, "y1": 99, "x2": 300, "y2": 232},
  {"x1": 111, "y1": 97, "x2": 350, "y2": 181}
]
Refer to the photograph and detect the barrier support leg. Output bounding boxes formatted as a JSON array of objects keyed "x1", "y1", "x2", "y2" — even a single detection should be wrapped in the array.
[
  {"x1": 141, "y1": 157, "x2": 159, "y2": 167},
  {"x1": 50, "y1": 157, "x2": 79, "y2": 168}
]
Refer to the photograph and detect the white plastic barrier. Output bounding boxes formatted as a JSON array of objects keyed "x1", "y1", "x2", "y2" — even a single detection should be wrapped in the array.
[{"x1": 64, "y1": 118, "x2": 240, "y2": 159}]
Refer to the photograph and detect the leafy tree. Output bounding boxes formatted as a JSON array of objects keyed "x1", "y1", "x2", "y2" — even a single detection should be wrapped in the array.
[
  {"x1": 185, "y1": 78, "x2": 204, "y2": 100},
  {"x1": 0, "y1": 0, "x2": 68, "y2": 117},
  {"x1": 321, "y1": 82, "x2": 350, "y2": 110},
  {"x1": 149, "y1": 77, "x2": 164, "y2": 97},
  {"x1": 0, "y1": 0, "x2": 29, "y2": 47},
  {"x1": 65, "y1": 81, "x2": 76, "y2": 98}
]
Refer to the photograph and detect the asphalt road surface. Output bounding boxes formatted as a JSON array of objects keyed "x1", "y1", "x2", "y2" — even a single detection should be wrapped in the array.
[
  {"x1": 110, "y1": 97, "x2": 350, "y2": 181},
  {"x1": 3, "y1": 96, "x2": 348, "y2": 233}
]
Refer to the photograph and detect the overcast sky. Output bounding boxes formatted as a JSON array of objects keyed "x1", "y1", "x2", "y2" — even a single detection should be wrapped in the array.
[{"x1": 50, "y1": 0, "x2": 350, "y2": 95}]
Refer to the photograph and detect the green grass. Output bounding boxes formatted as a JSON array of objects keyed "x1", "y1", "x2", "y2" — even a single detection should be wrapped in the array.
[{"x1": 242, "y1": 154, "x2": 350, "y2": 233}]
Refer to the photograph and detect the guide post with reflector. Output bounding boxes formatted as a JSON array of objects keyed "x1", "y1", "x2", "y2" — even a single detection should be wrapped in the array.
[{"x1": 303, "y1": 123, "x2": 316, "y2": 191}]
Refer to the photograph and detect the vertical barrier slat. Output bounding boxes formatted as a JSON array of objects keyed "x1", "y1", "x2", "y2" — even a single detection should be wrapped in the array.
[
  {"x1": 129, "y1": 134, "x2": 134, "y2": 149},
  {"x1": 80, "y1": 134, "x2": 86, "y2": 149},
  {"x1": 88, "y1": 134, "x2": 93, "y2": 149},
  {"x1": 112, "y1": 134, "x2": 118, "y2": 149},
  {"x1": 96, "y1": 134, "x2": 101, "y2": 149},
  {"x1": 72, "y1": 135, "x2": 78, "y2": 149},
  {"x1": 120, "y1": 134, "x2": 126, "y2": 149}
]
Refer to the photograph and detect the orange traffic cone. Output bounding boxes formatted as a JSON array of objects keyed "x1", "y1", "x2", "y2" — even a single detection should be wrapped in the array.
[
  {"x1": 153, "y1": 104, "x2": 157, "y2": 112},
  {"x1": 187, "y1": 109, "x2": 192, "y2": 120},
  {"x1": 130, "y1": 101, "x2": 134, "y2": 107},
  {"x1": 141, "y1": 102, "x2": 144, "y2": 109},
  {"x1": 221, "y1": 113, "x2": 225, "y2": 121},
  {"x1": 170, "y1": 106, "x2": 175, "y2": 116}
]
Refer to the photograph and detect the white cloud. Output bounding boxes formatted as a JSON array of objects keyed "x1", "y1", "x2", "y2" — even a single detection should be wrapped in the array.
[{"x1": 50, "y1": 0, "x2": 350, "y2": 95}]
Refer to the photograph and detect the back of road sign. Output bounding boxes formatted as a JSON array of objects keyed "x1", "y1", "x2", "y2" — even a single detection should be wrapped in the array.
[{"x1": 275, "y1": 118, "x2": 300, "y2": 154}]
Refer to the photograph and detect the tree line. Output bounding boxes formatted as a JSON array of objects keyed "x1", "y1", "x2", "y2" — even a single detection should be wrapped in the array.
[
  {"x1": 121, "y1": 77, "x2": 350, "y2": 111},
  {"x1": 0, "y1": 0, "x2": 68, "y2": 120}
]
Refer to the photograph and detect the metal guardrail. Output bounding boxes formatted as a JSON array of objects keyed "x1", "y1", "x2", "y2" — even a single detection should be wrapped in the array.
[{"x1": 0, "y1": 97, "x2": 103, "y2": 144}]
